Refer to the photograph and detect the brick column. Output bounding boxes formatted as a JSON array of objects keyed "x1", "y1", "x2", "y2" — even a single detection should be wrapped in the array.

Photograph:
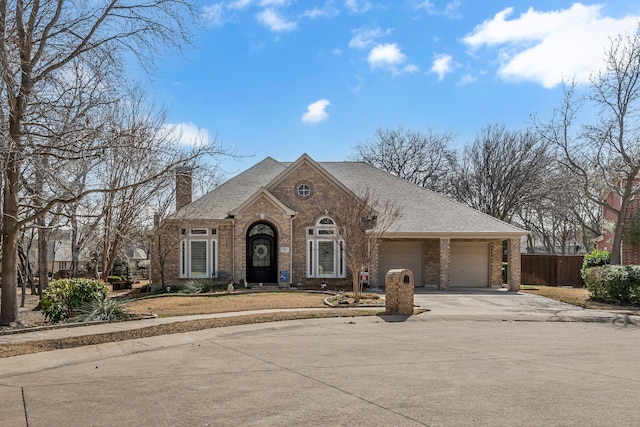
[
  {"x1": 507, "y1": 238, "x2": 521, "y2": 291},
  {"x1": 490, "y1": 239, "x2": 503, "y2": 287},
  {"x1": 439, "y1": 238, "x2": 450, "y2": 290},
  {"x1": 369, "y1": 242, "x2": 380, "y2": 288},
  {"x1": 385, "y1": 269, "x2": 414, "y2": 315}
]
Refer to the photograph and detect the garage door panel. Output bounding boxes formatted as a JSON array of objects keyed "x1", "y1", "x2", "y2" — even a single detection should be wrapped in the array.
[
  {"x1": 450, "y1": 242, "x2": 489, "y2": 287},
  {"x1": 378, "y1": 241, "x2": 423, "y2": 287}
]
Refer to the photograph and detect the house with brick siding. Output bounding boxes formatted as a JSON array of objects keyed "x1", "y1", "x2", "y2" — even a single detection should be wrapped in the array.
[
  {"x1": 151, "y1": 154, "x2": 528, "y2": 290},
  {"x1": 596, "y1": 182, "x2": 640, "y2": 264}
]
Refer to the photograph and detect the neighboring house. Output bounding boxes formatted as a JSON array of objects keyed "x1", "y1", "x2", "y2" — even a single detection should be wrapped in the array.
[
  {"x1": 125, "y1": 245, "x2": 149, "y2": 277},
  {"x1": 46, "y1": 229, "x2": 91, "y2": 277},
  {"x1": 151, "y1": 154, "x2": 528, "y2": 289},
  {"x1": 596, "y1": 184, "x2": 640, "y2": 264}
]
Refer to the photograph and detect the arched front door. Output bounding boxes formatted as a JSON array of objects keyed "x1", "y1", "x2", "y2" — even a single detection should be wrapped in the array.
[{"x1": 246, "y1": 222, "x2": 277, "y2": 283}]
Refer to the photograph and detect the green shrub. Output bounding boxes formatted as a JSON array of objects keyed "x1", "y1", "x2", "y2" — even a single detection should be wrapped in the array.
[
  {"x1": 581, "y1": 249, "x2": 610, "y2": 280},
  {"x1": 72, "y1": 294, "x2": 132, "y2": 322},
  {"x1": 41, "y1": 278, "x2": 109, "y2": 323},
  {"x1": 107, "y1": 276, "x2": 123, "y2": 283},
  {"x1": 584, "y1": 265, "x2": 640, "y2": 305}
]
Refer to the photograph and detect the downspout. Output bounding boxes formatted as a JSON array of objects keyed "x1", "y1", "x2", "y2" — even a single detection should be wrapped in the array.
[
  {"x1": 232, "y1": 218, "x2": 235, "y2": 283},
  {"x1": 290, "y1": 214, "x2": 295, "y2": 286}
]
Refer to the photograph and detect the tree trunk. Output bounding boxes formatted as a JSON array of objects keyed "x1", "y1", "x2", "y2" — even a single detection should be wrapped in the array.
[
  {"x1": 611, "y1": 178, "x2": 637, "y2": 265},
  {"x1": 37, "y1": 223, "x2": 48, "y2": 298},
  {"x1": 71, "y1": 216, "x2": 80, "y2": 278},
  {"x1": 611, "y1": 218, "x2": 625, "y2": 265},
  {"x1": 1, "y1": 157, "x2": 20, "y2": 325},
  {"x1": 352, "y1": 269, "x2": 361, "y2": 303}
]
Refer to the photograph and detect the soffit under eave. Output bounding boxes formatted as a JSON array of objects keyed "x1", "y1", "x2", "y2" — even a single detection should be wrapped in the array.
[
  {"x1": 227, "y1": 187, "x2": 297, "y2": 217},
  {"x1": 380, "y1": 231, "x2": 530, "y2": 239}
]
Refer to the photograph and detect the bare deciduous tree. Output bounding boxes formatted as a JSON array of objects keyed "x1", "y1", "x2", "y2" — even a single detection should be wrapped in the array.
[
  {"x1": 450, "y1": 124, "x2": 552, "y2": 223},
  {"x1": 352, "y1": 127, "x2": 456, "y2": 194},
  {"x1": 537, "y1": 27, "x2": 640, "y2": 264},
  {"x1": 325, "y1": 188, "x2": 402, "y2": 302},
  {"x1": 0, "y1": 0, "x2": 201, "y2": 325}
]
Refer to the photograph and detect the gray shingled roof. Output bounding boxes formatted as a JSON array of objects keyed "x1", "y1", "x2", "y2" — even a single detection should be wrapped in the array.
[
  {"x1": 317, "y1": 161, "x2": 526, "y2": 236},
  {"x1": 174, "y1": 157, "x2": 286, "y2": 219},
  {"x1": 174, "y1": 156, "x2": 527, "y2": 237}
]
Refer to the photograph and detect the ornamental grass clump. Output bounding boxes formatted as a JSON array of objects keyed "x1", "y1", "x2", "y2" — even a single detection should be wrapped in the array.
[
  {"x1": 41, "y1": 278, "x2": 109, "y2": 323},
  {"x1": 72, "y1": 294, "x2": 132, "y2": 322}
]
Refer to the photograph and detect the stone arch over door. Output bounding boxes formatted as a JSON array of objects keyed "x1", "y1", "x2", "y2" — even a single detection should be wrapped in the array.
[{"x1": 246, "y1": 222, "x2": 278, "y2": 284}]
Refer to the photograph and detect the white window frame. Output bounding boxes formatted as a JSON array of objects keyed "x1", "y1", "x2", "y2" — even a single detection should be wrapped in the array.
[
  {"x1": 306, "y1": 217, "x2": 346, "y2": 279},
  {"x1": 179, "y1": 231, "x2": 219, "y2": 279},
  {"x1": 211, "y1": 239, "x2": 218, "y2": 278},
  {"x1": 189, "y1": 239, "x2": 209, "y2": 278},
  {"x1": 190, "y1": 228, "x2": 208, "y2": 236},
  {"x1": 180, "y1": 239, "x2": 187, "y2": 278}
]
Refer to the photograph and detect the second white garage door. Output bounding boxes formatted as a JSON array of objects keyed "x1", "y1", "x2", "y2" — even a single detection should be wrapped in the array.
[
  {"x1": 450, "y1": 241, "x2": 490, "y2": 287},
  {"x1": 378, "y1": 241, "x2": 423, "y2": 287}
]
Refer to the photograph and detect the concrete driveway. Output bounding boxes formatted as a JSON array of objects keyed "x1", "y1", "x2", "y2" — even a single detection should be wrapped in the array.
[
  {"x1": 1, "y1": 290, "x2": 640, "y2": 426},
  {"x1": 413, "y1": 287, "x2": 637, "y2": 323}
]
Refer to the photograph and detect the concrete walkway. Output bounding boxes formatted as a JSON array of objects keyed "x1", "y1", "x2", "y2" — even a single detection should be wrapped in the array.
[{"x1": 1, "y1": 290, "x2": 639, "y2": 426}]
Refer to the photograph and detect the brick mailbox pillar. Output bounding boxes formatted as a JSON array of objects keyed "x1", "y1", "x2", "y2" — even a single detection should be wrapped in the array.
[{"x1": 385, "y1": 269, "x2": 414, "y2": 315}]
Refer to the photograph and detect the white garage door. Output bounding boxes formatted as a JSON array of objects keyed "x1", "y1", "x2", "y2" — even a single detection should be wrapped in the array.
[
  {"x1": 450, "y1": 242, "x2": 490, "y2": 287},
  {"x1": 378, "y1": 241, "x2": 423, "y2": 287}
]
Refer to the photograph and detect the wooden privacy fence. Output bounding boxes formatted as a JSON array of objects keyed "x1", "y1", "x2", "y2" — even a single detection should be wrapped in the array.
[{"x1": 521, "y1": 254, "x2": 585, "y2": 287}]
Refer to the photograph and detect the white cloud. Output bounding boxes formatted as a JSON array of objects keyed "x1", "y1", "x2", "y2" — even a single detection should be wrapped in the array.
[
  {"x1": 302, "y1": 99, "x2": 331, "y2": 123},
  {"x1": 161, "y1": 122, "x2": 213, "y2": 147},
  {"x1": 349, "y1": 27, "x2": 393, "y2": 49},
  {"x1": 457, "y1": 74, "x2": 477, "y2": 86},
  {"x1": 368, "y1": 43, "x2": 405, "y2": 67},
  {"x1": 202, "y1": 4, "x2": 225, "y2": 26},
  {"x1": 228, "y1": 0, "x2": 253, "y2": 10},
  {"x1": 302, "y1": 3, "x2": 339, "y2": 19},
  {"x1": 349, "y1": 75, "x2": 365, "y2": 94},
  {"x1": 257, "y1": 8, "x2": 297, "y2": 32},
  {"x1": 260, "y1": 0, "x2": 289, "y2": 6},
  {"x1": 367, "y1": 43, "x2": 418, "y2": 75},
  {"x1": 430, "y1": 54, "x2": 454, "y2": 80},
  {"x1": 416, "y1": 0, "x2": 461, "y2": 18},
  {"x1": 463, "y1": 3, "x2": 640, "y2": 88},
  {"x1": 345, "y1": 0, "x2": 372, "y2": 14}
]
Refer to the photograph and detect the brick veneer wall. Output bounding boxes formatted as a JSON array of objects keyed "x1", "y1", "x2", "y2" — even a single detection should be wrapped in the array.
[
  {"x1": 268, "y1": 161, "x2": 353, "y2": 287},
  {"x1": 507, "y1": 238, "x2": 521, "y2": 290},
  {"x1": 385, "y1": 269, "x2": 414, "y2": 315},
  {"x1": 622, "y1": 195, "x2": 640, "y2": 264},
  {"x1": 439, "y1": 238, "x2": 451, "y2": 289},
  {"x1": 424, "y1": 239, "x2": 439, "y2": 285},
  {"x1": 150, "y1": 218, "x2": 233, "y2": 287},
  {"x1": 490, "y1": 239, "x2": 503, "y2": 286},
  {"x1": 231, "y1": 194, "x2": 292, "y2": 284}
]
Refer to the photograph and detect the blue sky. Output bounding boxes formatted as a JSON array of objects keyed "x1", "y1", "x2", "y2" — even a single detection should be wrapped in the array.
[{"x1": 155, "y1": 1, "x2": 640, "y2": 176}]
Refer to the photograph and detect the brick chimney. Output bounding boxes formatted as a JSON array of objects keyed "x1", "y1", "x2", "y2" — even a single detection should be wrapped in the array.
[{"x1": 175, "y1": 166, "x2": 193, "y2": 211}]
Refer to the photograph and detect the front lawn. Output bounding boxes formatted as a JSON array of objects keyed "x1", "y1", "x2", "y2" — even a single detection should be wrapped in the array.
[{"x1": 520, "y1": 285, "x2": 640, "y2": 311}]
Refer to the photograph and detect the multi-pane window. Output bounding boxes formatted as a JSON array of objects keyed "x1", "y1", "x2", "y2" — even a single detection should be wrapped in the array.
[
  {"x1": 190, "y1": 240, "x2": 208, "y2": 278},
  {"x1": 306, "y1": 217, "x2": 345, "y2": 278},
  {"x1": 180, "y1": 229, "x2": 218, "y2": 278}
]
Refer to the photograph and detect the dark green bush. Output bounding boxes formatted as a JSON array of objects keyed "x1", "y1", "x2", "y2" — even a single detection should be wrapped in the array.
[
  {"x1": 581, "y1": 249, "x2": 610, "y2": 280},
  {"x1": 107, "y1": 276, "x2": 123, "y2": 283},
  {"x1": 41, "y1": 278, "x2": 109, "y2": 323},
  {"x1": 584, "y1": 265, "x2": 640, "y2": 305}
]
